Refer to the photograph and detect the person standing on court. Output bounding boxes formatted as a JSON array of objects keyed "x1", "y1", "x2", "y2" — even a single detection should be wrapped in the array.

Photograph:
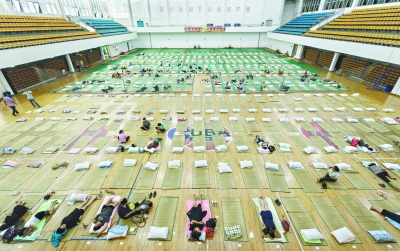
[
  {"x1": 23, "y1": 89, "x2": 41, "y2": 108},
  {"x1": 3, "y1": 92, "x2": 19, "y2": 116}
]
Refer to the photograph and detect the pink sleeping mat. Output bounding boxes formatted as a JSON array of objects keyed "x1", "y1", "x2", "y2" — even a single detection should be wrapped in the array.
[
  {"x1": 185, "y1": 199, "x2": 211, "y2": 234},
  {"x1": 88, "y1": 195, "x2": 121, "y2": 233}
]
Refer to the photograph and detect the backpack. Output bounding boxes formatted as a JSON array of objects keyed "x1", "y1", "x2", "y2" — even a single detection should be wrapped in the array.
[
  {"x1": 268, "y1": 145, "x2": 275, "y2": 153},
  {"x1": 206, "y1": 218, "x2": 217, "y2": 228},
  {"x1": 140, "y1": 200, "x2": 153, "y2": 214},
  {"x1": 281, "y1": 216, "x2": 290, "y2": 232},
  {"x1": 2, "y1": 227, "x2": 18, "y2": 243}
]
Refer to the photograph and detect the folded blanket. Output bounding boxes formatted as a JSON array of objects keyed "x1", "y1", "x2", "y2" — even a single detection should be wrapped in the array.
[{"x1": 43, "y1": 147, "x2": 58, "y2": 154}]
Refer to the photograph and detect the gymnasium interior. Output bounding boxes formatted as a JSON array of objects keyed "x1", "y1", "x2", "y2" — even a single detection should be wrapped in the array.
[{"x1": 1, "y1": 0, "x2": 400, "y2": 250}]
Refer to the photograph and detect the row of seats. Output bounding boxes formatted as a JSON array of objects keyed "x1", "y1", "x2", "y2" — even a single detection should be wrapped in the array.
[
  {"x1": 328, "y1": 21, "x2": 400, "y2": 26},
  {"x1": 307, "y1": 30, "x2": 400, "y2": 40},
  {"x1": 0, "y1": 14, "x2": 65, "y2": 20},
  {"x1": 0, "y1": 26, "x2": 84, "y2": 32},
  {"x1": 0, "y1": 23, "x2": 79, "y2": 27},
  {"x1": 305, "y1": 32, "x2": 399, "y2": 46},
  {"x1": 335, "y1": 17, "x2": 400, "y2": 21},
  {"x1": 0, "y1": 19, "x2": 72, "y2": 23},
  {"x1": 80, "y1": 18, "x2": 130, "y2": 36},
  {"x1": 0, "y1": 31, "x2": 99, "y2": 43},
  {"x1": 0, "y1": 33, "x2": 101, "y2": 50},
  {"x1": 323, "y1": 25, "x2": 400, "y2": 31},
  {"x1": 274, "y1": 12, "x2": 334, "y2": 35},
  {"x1": 353, "y1": 5, "x2": 400, "y2": 12},
  {"x1": 364, "y1": 65, "x2": 400, "y2": 88}
]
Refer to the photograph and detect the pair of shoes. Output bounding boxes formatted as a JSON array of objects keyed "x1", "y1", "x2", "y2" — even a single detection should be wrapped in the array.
[
  {"x1": 149, "y1": 191, "x2": 157, "y2": 199},
  {"x1": 131, "y1": 144, "x2": 136, "y2": 147},
  {"x1": 322, "y1": 182, "x2": 327, "y2": 189},
  {"x1": 275, "y1": 199, "x2": 281, "y2": 206},
  {"x1": 377, "y1": 190, "x2": 388, "y2": 198},
  {"x1": 97, "y1": 191, "x2": 103, "y2": 200},
  {"x1": 212, "y1": 200, "x2": 218, "y2": 207}
]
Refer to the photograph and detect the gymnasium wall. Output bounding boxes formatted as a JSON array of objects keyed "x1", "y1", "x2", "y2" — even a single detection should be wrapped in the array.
[
  {"x1": 280, "y1": 0, "x2": 298, "y2": 26},
  {"x1": 132, "y1": 32, "x2": 263, "y2": 48}
]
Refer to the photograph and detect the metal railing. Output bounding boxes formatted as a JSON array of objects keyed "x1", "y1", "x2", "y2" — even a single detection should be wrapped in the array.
[
  {"x1": 311, "y1": 8, "x2": 346, "y2": 30},
  {"x1": 136, "y1": 24, "x2": 265, "y2": 28}
]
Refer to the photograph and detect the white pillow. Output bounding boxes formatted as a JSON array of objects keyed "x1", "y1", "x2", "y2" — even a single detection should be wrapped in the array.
[
  {"x1": 295, "y1": 108, "x2": 303, "y2": 112},
  {"x1": 383, "y1": 108, "x2": 394, "y2": 113},
  {"x1": 146, "y1": 117, "x2": 154, "y2": 121},
  {"x1": 216, "y1": 145, "x2": 228, "y2": 152},
  {"x1": 232, "y1": 109, "x2": 241, "y2": 113},
  {"x1": 210, "y1": 117, "x2": 219, "y2": 122},
  {"x1": 331, "y1": 227, "x2": 355, "y2": 244},
  {"x1": 107, "y1": 226, "x2": 128, "y2": 240},
  {"x1": 206, "y1": 110, "x2": 214, "y2": 113},
  {"x1": 160, "y1": 110, "x2": 168, "y2": 114},
  {"x1": 265, "y1": 163, "x2": 279, "y2": 170},
  {"x1": 74, "y1": 162, "x2": 90, "y2": 171},
  {"x1": 124, "y1": 159, "x2": 137, "y2": 166},
  {"x1": 192, "y1": 110, "x2": 200, "y2": 114},
  {"x1": 300, "y1": 228, "x2": 324, "y2": 240},
  {"x1": 363, "y1": 118, "x2": 375, "y2": 122},
  {"x1": 245, "y1": 118, "x2": 255, "y2": 122},
  {"x1": 249, "y1": 108, "x2": 257, "y2": 113},
  {"x1": 194, "y1": 117, "x2": 203, "y2": 121},
  {"x1": 263, "y1": 108, "x2": 272, "y2": 113},
  {"x1": 279, "y1": 143, "x2": 291, "y2": 148},
  {"x1": 194, "y1": 146, "x2": 205, "y2": 152},
  {"x1": 379, "y1": 144, "x2": 394, "y2": 151},
  {"x1": 279, "y1": 108, "x2": 287, "y2": 112},
  {"x1": 336, "y1": 107, "x2": 346, "y2": 111},
  {"x1": 312, "y1": 117, "x2": 323, "y2": 122},
  {"x1": 332, "y1": 118, "x2": 343, "y2": 122},
  {"x1": 106, "y1": 147, "x2": 118, "y2": 153},
  {"x1": 84, "y1": 147, "x2": 99, "y2": 153},
  {"x1": 335, "y1": 163, "x2": 351, "y2": 171},
  {"x1": 168, "y1": 160, "x2": 180, "y2": 168},
  {"x1": 239, "y1": 160, "x2": 253, "y2": 168},
  {"x1": 148, "y1": 226, "x2": 168, "y2": 239},
  {"x1": 312, "y1": 162, "x2": 327, "y2": 169},
  {"x1": 353, "y1": 108, "x2": 363, "y2": 112},
  {"x1": 327, "y1": 93, "x2": 335, "y2": 97},
  {"x1": 347, "y1": 118, "x2": 358, "y2": 123},
  {"x1": 352, "y1": 93, "x2": 360, "y2": 97},
  {"x1": 237, "y1": 145, "x2": 248, "y2": 152},
  {"x1": 383, "y1": 163, "x2": 400, "y2": 170},
  {"x1": 295, "y1": 117, "x2": 305, "y2": 122},
  {"x1": 205, "y1": 94, "x2": 212, "y2": 97},
  {"x1": 262, "y1": 118, "x2": 271, "y2": 122},
  {"x1": 288, "y1": 161, "x2": 304, "y2": 170},
  {"x1": 308, "y1": 108, "x2": 317, "y2": 112},
  {"x1": 340, "y1": 94, "x2": 348, "y2": 97},
  {"x1": 144, "y1": 147, "x2": 156, "y2": 153},
  {"x1": 219, "y1": 109, "x2": 228, "y2": 113},
  {"x1": 128, "y1": 147, "x2": 140, "y2": 153},
  {"x1": 172, "y1": 147, "x2": 184, "y2": 153},
  {"x1": 97, "y1": 161, "x2": 112, "y2": 168},
  {"x1": 181, "y1": 94, "x2": 187, "y2": 96},
  {"x1": 193, "y1": 94, "x2": 200, "y2": 97},
  {"x1": 366, "y1": 108, "x2": 376, "y2": 111},
  {"x1": 144, "y1": 162, "x2": 158, "y2": 170},
  {"x1": 324, "y1": 146, "x2": 337, "y2": 153},
  {"x1": 323, "y1": 107, "x2": 333, "y2": 112},
  {"x1": 218, "y1": 166, "x2": 233, "y2": 173},
  {"x1": 280, "y1": 118, "x2": 289, "y2": 123},
  {"x1": 50, "y1": 117, "x2": 61, "y2": 121},
  {"x1": 229, "y1": 117, "x2": 238, "y2": 122},
  {"x1": 303, "y1": 146, "x2": 315, "y2": 154},
  {"x1": 344, "y1": 146, "x2": 358, "y2": 153},
  {"x1": 194, "y1": 160, "x2": 207, "y2": 167}
]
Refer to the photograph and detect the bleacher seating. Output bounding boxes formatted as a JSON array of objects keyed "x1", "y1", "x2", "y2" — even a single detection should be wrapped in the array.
[
  {"x1": 274, "y1": 12, "x2": 334, "y2": 35},
  {"x1": 80, "y1": 18, "x2": 130, "y2": 36},
  {"x1": 0, "y1": 14, "x2": 101, "y2": 50},
  {"x1": 304, "y1": 5, "x2": 400, "y2": 47}
]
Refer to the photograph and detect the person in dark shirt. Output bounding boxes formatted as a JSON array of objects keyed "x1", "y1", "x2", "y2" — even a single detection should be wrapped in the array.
[
  {"x1": 55, "y1": 195, "x2": 98, "y2": 235},
  {"x1": 141, "y1": 117, "x2": 150, "y2": 130},
  {"x1": 0, "y1": 201, "x2": 29, "y2": 231},
  {"x1": 117, "y1": 197, "x2": 146, "y2": 219},
  {"x1": 92, "y1": 197, "x2": 120, "y2": 237},
  {"x1": 187, "y1": 194, "x2": 207, "y2": 241}
]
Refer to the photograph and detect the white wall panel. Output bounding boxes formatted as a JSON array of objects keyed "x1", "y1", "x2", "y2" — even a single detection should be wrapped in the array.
[
  {"x1": 130, "y1": 0, "x2": 151, "y2": 26},
  {"x1": 168, "y1": 0, "x2": 187, "y2": 25},
  {"x1": 186, "y1": 0, "x2": 207, "y2": 25},
  {"x1": 281, "y1": 0, "x2": 297, "y2": 25},
  {"x1": 148, "y1": 0, "x2": 169, "y2": 25},
  {"x1": 224, "y1": 0, "x2": 245, "y2": 24},
  {"x1": 206, "y1": 0, "x2": 225, "y2": 25},
  {"x1": 243, "y1": 0, "x2": 264, "y2": 25},
  {"x1": 109, "y1": 41, "x2": 129, "y2": 57}
]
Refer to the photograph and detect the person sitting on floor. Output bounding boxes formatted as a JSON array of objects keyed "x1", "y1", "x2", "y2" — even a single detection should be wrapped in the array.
[
  {"x1": 278, "y1": 66, "x2": 284, "y2": 75},
  {"x1": 260, "y1": 83, "x2": 267, "y2": 91},
  {"x1": 367, "y1": 163, "x2": 400, "y2": 191},
  {"x1": 116, "y1": 72, "x2": 122, "y2": 78},
  {"x1": 336, "y1": 83, "x2": 342, "y2": 89},
  {"x1": 259, "y1": 196, "x2": 281, "y2": 240},
  {"x1": 154, "y1": 73, "x2": 160, "y2": 79},
  {"x1": 0, "y1": 201, "x2": 29, "y2": 231},
  {"x1": 163, "y1": 84, "x2": 170, "y2": 91},
  {"x1": 317, "y1": 166, "x2": 340, "y2": 183},
  {"x1": 92, "y1": 197, "x2": 120, "y2": 237},
  {"x1": 152, "y1": 85, "x2": 159, "y2": 92},
  {"x1": 187, "y1": 194, "x2": 207, "y2": 241},
  {"x1": 225, "y1": 82, "x2": 231, "y2": 90},
  {"x1": 141, "y1": 118, "x2": 150, "y2": 131},
  {"x1": 147, "y1": 138, "x2": 161, "y2": 149},
  {"x1": 18, "y1": 201, "x2": 59, "y2": 237},
  {"x1": 117, "y1": 197, "x2": 147, "y2": 219},
  {"x1": 264, "y1": 69, "x2": 270, "y2": 74},
  {"x1": 280, "y1": 83, "x2": 290, "y2": 91},
  {"x1": 118, "y1": 130, "x2": 130, "y2": 143},
  {"x1": 155, "y1": 122, "x2": 166, "y2": 133},
  {"x1": 303, "y1": 71, "x2": 309, "y2": 78},
  {"x1": 137, "y1": 85, "x2": 148, "y2": 93},
  {"x1": 370, "y1": 205, "x2": 400, "y2": 224},
  {"x1": 237, "y1": 83, "x2": 244, "y2": 92},
  {"x1": 54, "y1": 195, "x2": 98, "y2": 237}
]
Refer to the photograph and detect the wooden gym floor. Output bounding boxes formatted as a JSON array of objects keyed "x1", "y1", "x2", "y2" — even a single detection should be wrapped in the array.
[{"x1": 0, "y1": 57, "x2": 399, "y2": 251}]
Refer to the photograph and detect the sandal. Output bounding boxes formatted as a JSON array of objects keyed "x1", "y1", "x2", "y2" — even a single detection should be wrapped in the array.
[
  {"x1": 97, "y1": 191, "x2": 103, "y2": 200},
  {"x1": 379, "y1": 183, "x2": 386, "y2": 188},
  {"x1": 275, "y1": 199, "x2": 281, "y2": 206},
  {"x1": 106, "y1": 189, "x2": 115, "y2": 194}
]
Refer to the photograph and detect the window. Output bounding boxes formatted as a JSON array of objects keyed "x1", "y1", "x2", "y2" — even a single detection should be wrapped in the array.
[
  {"x1": 12, "y1": 0, "x2": 22, "y2": 12},
  {"x1": 301, "y1": 0, "x2": 322, "y2": 13},
  {"x1": 27, "y1": 1, "x2": 35, "y2": 12},
  {"x1": 51, "y1": 4, "x2": 57, "y2": 14},
  {"x1": 63, "y1": 6, "x2": 70, "y2": 15},
  {"x1": 358, "y1": 0, "x2": 399, "y2": 6},
  {"x1": 33, "y1": 2, "x2": 41, "y2": 13},
  {"x1": 45, "y1": 3, "x2": 52, "y2": 14},
  {"x1": 324, "y1": 0, "x2": 354, "y2": 10}
]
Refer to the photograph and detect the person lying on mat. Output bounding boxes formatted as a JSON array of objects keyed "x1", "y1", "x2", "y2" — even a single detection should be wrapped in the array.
[
  {"x1": 92, "y1": 197, "x2": 120, "y2": 237},
  {"x1": 237, "y1": 83, "x2": 244, "y2": 92},
  {"x1": 280, "y1": 83, "x2": 290, "y2": 91},
  {"x1": 370, "y1": 205, "x2": 400, "y2": 224},
  {"x1": 0, "y1": 201, "x2": 29, "y2": 231},
  {"x1": 255, "y1": 135, "x2": 270, "y2": 150},
  {"x1": 147, "y1": 138, "x2": 161, "y2": 149},
  {"x1": 155, "y1": 122, "x2": 166, "y2": 133},
  {"x1": 55, "y1": 195, "x2": 98, "y2": 234},
  {"x1": 225, "y1": 82, "x2": 231, "y2": 90},
  {"x1": 117, "y1": 197, "x2": 147, "y2": 219},
  {"x1": 317, "y1": 166, "x2": 340, "y2": 183},
  {"x1": 367, "y1": 163, "x2": 400, "y2": 191},
  {"x1": 118, "y1": 130, "x2": 130, "y2": 143},
  {"x1": 141, "y1": 117, "x2": 150, "y2": 130},
  {"x1": 187, "y1": 194, "x2": 207, "y2": 241},
  {"x1": 18, "y1": 201, "x2": 59, "y2": 237},
  {"x1": 152, "y1": 85, "x2": 159, "y2": 92},
  {"x1": 259, "y1": 196, "x2": 281, "y2": 239}
]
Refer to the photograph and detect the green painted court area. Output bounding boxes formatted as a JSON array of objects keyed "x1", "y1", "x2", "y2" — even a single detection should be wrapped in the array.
[{"x1": 56, "y1": 48, "x2": 343, "y2": 94}]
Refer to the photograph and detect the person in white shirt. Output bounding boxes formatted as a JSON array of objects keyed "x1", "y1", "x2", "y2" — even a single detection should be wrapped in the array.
[{"x1": 23, "y1": 90, "x2": 41, "y2": 108}]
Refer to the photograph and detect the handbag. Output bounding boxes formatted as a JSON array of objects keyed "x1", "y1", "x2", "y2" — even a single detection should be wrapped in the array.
[
  {"x1": 205, "y1": 227, "x2": 214, "y2": 239},
  {"x1": 281, "y1": 215, "x2": 290, "y2": 232},
  {"x1": 206, "y1": 218, "x2": 217, "y2": 228},
  {"x1": 131, "y1": 215, "x2": 146, "y2": 228}
]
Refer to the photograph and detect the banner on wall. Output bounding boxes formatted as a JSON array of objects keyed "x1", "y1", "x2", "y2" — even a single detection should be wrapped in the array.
[{"x1": 184, "y1": 27, "x2": 226, "y2": 32}]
